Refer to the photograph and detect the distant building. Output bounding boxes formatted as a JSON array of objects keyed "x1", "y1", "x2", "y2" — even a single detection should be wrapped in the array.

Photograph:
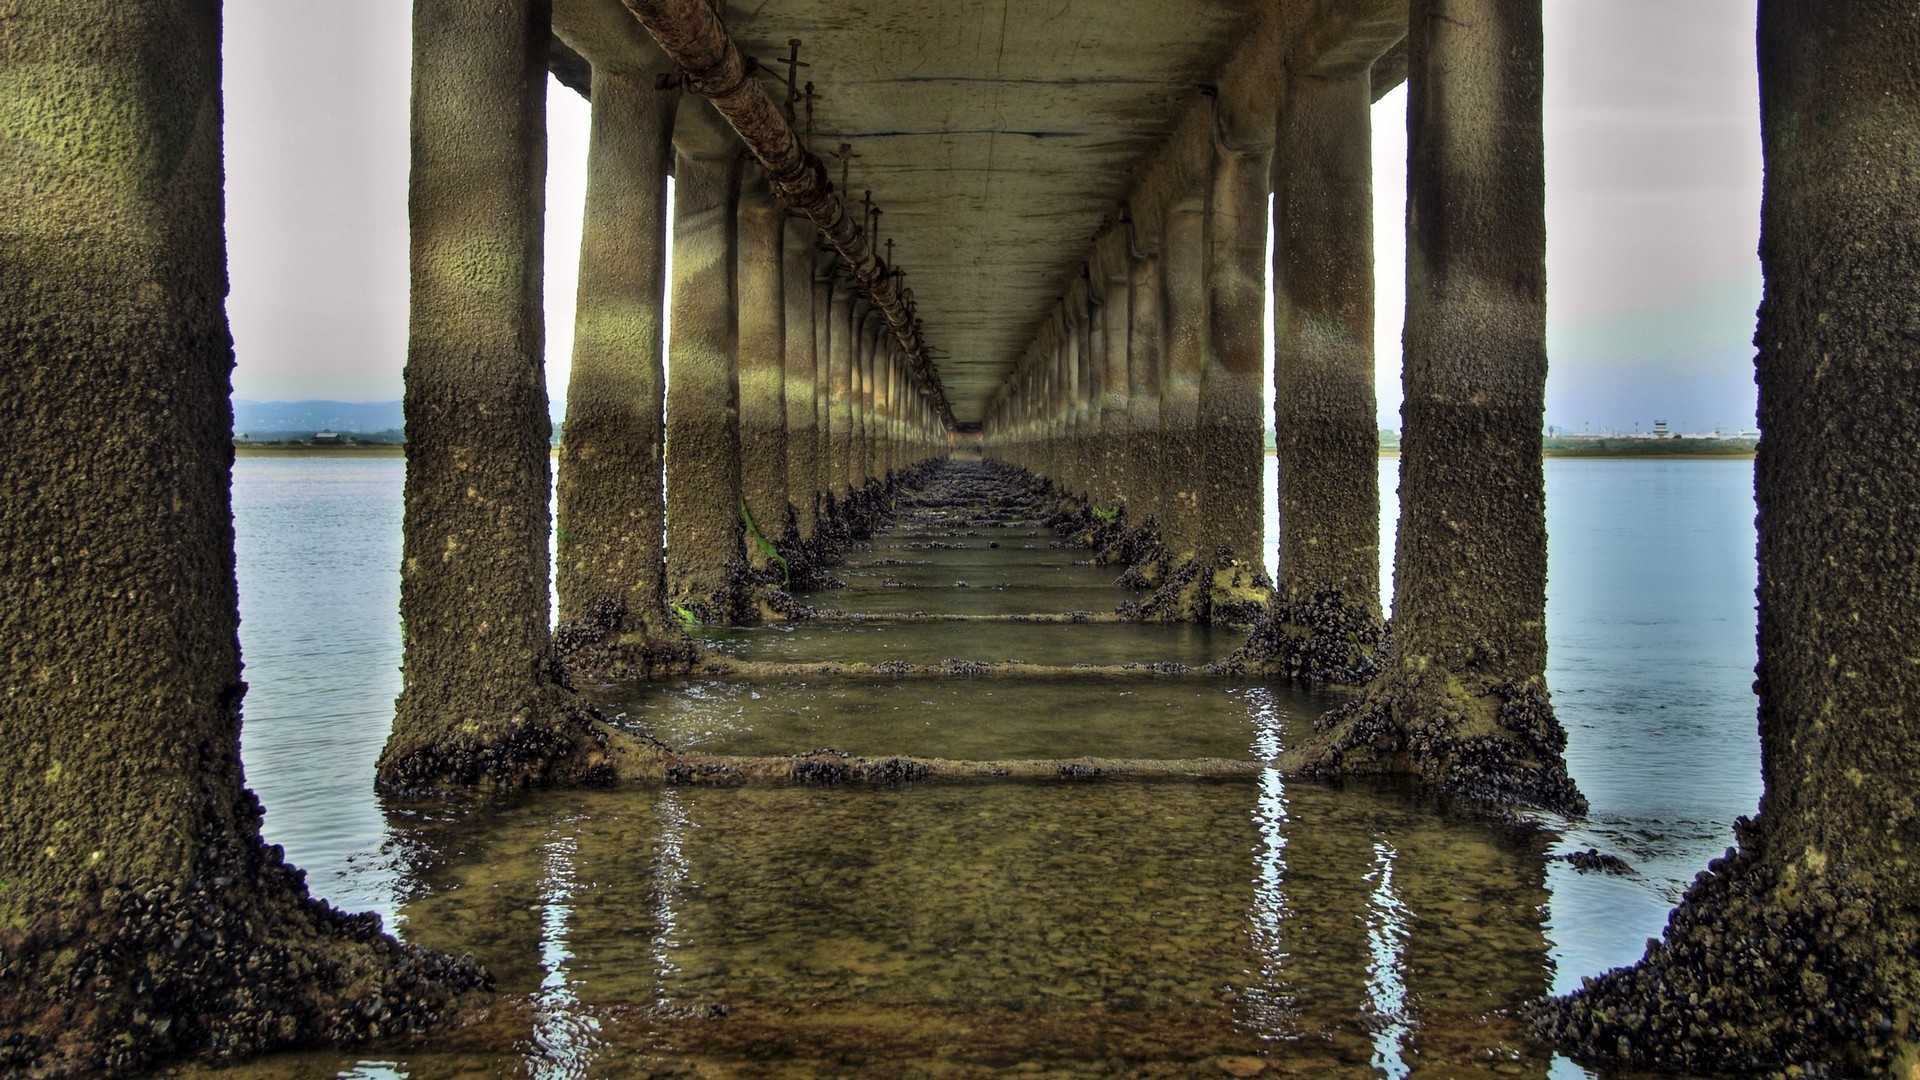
[
  {"x1": 1652, "y1": 420, "x2": 1671, "y2": 439},
  {"x1": 312, "y1": 430, "x2": 345, "y2": 445}
]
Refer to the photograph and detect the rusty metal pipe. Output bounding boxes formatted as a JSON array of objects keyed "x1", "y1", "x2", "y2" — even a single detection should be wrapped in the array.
[{"x1": 617, "y1": 0, "x2": 955, "y2": 428}]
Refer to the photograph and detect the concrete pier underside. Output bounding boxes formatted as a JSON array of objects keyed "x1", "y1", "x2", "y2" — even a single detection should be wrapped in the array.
[{"x1": 12, "y1": 0, "x2": 1919, "y2": 1075}]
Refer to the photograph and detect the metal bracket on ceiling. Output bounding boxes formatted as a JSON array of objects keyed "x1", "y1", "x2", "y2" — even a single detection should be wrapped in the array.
[
  {"x1": 801, "y1": 82, "x2": 820, "y2": 152},
  {"x1": 780, "y1": 41, "x2": 808, "y2": 126},
  {"x1": 833, "y1": 143, "x2": 861, "y2": 196}
]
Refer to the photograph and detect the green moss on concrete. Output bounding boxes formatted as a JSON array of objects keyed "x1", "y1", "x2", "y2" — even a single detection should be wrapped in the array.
[
  {"x1": 2, "y1": 3, "x2": 489, "y2": 1069},
  {"x1": 555, "y1": 67, "x2": 676, "y2": 647},
  {"x1": 663, "y1": 98, "x2": 747, "y2": 623}
]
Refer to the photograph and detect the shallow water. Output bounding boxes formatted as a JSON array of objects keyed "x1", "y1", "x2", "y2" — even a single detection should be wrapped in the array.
[
  {"x1": 189, "y1": 780, "x2": 1568, "y2": 1078},
  {"x1": 695, "y1": 619, "x2": 1236, "y2": 668},
  {"x1": 221, "y1": 454, "x2": 1760, "y2": 1077}
]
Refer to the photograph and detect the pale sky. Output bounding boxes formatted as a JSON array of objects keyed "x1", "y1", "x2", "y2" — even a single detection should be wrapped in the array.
[{"x1": 224, "y1": 1, "x2": 1761, "y2": 435}]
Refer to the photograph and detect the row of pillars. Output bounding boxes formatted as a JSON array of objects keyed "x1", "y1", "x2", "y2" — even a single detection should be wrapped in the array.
[
  {"x1": 981, "y1": 39, "x2": 1384, "y2": 629},
  {"x1": 390, "y1": 5, "x2": 951, "y2": 777},
  {"x1": 983, "y1": 0, "x2": 1542, "y2": 701},
  {"x1": 395, "y1": 9, "x2": 952, "y2": 775},
  {"x1": 558, "y1": 74, "x2": 946, "y2": 632},
  {"x1": 984, "y1": 123, "x2": 1273, "y2": 587}
]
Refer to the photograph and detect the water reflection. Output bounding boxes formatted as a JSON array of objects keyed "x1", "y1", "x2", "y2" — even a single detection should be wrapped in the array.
[
  {"x1": 530, "y1": 829, "x2": 599, "y2": 1077},
  {"x1": 181, "y1": 780, "x2": 1558, "y2": 1076},
  {"x1": 1242, "y1": 684, "x2": 1293, "y2": 1038},
  {"x1": 1363, "y1": 841, "x2": 1412, "y2": 1077},
  {"x1": 650, "y1": 790, "x2": 691, "y2": 992},
  {"x1": 1242, "y1": 765, "x2": 1291, "y2": 1036}
]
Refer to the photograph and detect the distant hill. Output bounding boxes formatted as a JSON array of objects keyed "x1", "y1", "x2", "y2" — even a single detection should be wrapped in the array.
[{"x1": 232, "y1": 399, "x2": 405, "y2": 438}]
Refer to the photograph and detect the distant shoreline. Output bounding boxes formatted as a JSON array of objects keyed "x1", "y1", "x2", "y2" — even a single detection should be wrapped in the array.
[
  {"x1": 1541, "y1": 447, "x2": 1755, "y2": 459},
  {"x1": 235, "y1": 444, "x2": 405, "y2": 457},
  {"x1": 1290, "y1": 443, "x2": 1759, "y2": 460}
]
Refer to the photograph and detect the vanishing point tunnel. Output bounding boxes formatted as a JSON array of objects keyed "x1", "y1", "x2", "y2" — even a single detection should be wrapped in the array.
[{"x1": 3, "y1": 0, "x2": 1916, "y2": 1075}]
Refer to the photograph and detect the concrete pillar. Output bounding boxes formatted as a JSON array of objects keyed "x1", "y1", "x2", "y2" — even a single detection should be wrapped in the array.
[
  {"x1": 1026, "y1": 363, "x2": 1042, "y2": 474},
  {"x1": 846, "y1": 315, "x2": 863, "y2": 487},
  {"x1": 1127, "y1": 239, "x2": 1167, "y2": 531},
  {"x1": 1059, "y1": 312, "x2": 1077, "y2": 486},
  {"x1": 880, "y1": 334, "x2": 898, "y2": 475},
  {"x1": 1009, "y1": 371, "x2": 1025, "y2": 470},
  {"x1": 736, "y1": 169, "x2": 786, "y2": 574},
  {"x1": 783, "y1": 216, "x2": 821, "y2": 538},
  {"x1": 860, "y1": 311, "x2": 883, "y2": 484},
  {"x1": 1256, "y1": 62, "x2": 1386, "y2": 680},
  {"x1": 1061, "y1": 291, "x2": 1083, "y2": 493},
  {"x1": 912, "y1": 391, "x2": 924, "y2": 464},
  {"x1": 896, "y1": 352, "x2": 911, "y2": 472},
  {"x1": 1015, "y1": 345, "x2": 1032, "y2": 473},
  {"x1": 1073, "y1": 275, "x2": 1100, "y2": 498},
  {"x1": 896, "y1": 355, "x2": 910, "y2": 472},
  {"x1": 878, "y1": 334, "x2": 891, "y2": 477},
  {"x1": 1542, "y1": 2, "x2": 1920, "y2": 1072},
  {"x1": 997, "y1": 377, "x2": 1015, "y2": 467},
  {"x1": 852, "y1": 311, "x2": 873, "y2": 485},
  {"x1": 827, "y1": 281, "x2": 856, "y2": 500},
  {"x1": 555, "y1": 65, "x2": 676, "y2": 651},
  {"x1": 1159, "y1": 199, "x2": 1207, "y2": 559},
  {"x1": 905, "y1": 358, "x2": 917, "y2": 468},
  {"x1": 1289, "y1": 0, "x2": 1582, "y2": 815},
  {"x1": 1199, "y1": 95, "x2": 1274, "y2": 573},
  {"x1": 384, "y1": 0, "x2": 584, "y2": 786},
  {"x1": 1003, "y1": 370, "x2": 1020, "y2": 468},
  {"x1": 1067, "y1": 304, "x2": 1087, "y2": 492},
  {"x1": 995, "y1": 383, "x2": 1009, "y2": 465},
  {"x1": 885, "y1": 344, "x2": 900, "y2": 472},
  {"x1": 1017, "y1": 367, "x2": 1028, "y2": 472},
  {"x1": 1041, "y1": 314, "x2": 1062, "y2": 482},
  {"x1": 1094, "y1": 232, "x2": 1132, "y2": 512},
  {"x1": 664, "y1": 101, "x2": 744, "y2": 622},
  {"x1": 810, "y1": 258, "x2": 834, "y2": 518},
  {"x1": 1044, "y1": 317, "x2": 1068, "y2": 484},
  {"x1": 884, "y1": 348, "x2": 901, "y2": 476},
  {"x1": 0, "y1": 2, "x2": 483, "y2": 1067}
]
